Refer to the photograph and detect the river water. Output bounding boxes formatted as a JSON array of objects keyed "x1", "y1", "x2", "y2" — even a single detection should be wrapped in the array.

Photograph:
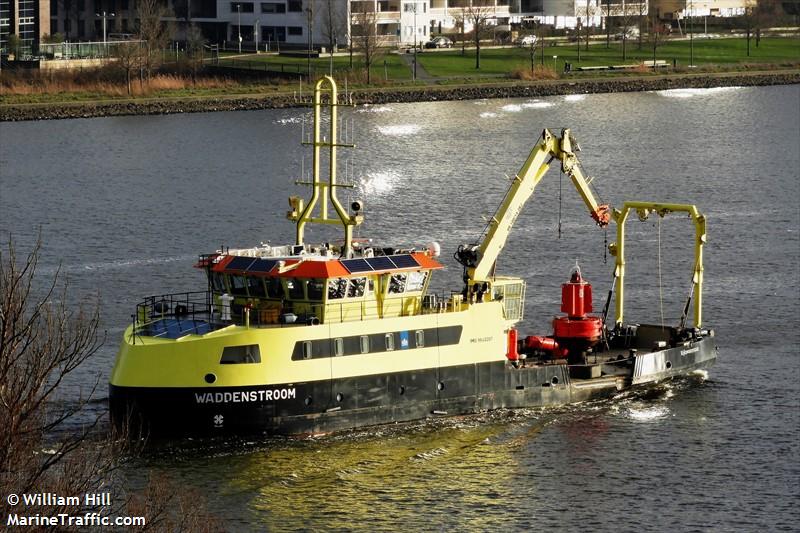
[{"x1": 1, "y1": 85, "x2": 798, "y2": 531}]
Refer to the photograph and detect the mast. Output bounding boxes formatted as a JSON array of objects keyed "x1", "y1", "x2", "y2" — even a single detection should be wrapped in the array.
[{"x1": 287, "y1": 76, "x2": 362, "y2": 257}]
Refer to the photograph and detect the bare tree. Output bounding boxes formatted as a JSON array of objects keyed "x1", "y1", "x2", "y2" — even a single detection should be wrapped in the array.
[
  {"x1": 464, "y1": 0, "x2": 495, "y2": 69},
  {"x1": 351, "y1": 2, "x2": 389, "y2": 84},
  {"x1": 320, "y1": 0, "x2": 341, "y2": 54},
  {"x1": 0, "y1": 236, "x2": 223, "y2": 532},
  {"x1": 637, "y1": 0, "x2": 645, "y2": 49},
  {"x1": 0, "y1": 237, "x2": 104, "y2": 508},
  {"x1": 452, "y1": 11, "x2": 467, "y2": 55},
  {"x1": 136, "y1": 0, "x2": 173, "y2": 79},
  {"x1": 185, "y1": 24, "x2": 206, "y2": 82},
  {"x1": 116, "y1": 41, "x2": 145, "y2": 95}
]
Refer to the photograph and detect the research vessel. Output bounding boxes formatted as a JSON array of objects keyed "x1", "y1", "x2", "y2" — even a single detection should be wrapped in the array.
[{"x1": 110, "y1": 76, "x2": 716, "y2": 436}]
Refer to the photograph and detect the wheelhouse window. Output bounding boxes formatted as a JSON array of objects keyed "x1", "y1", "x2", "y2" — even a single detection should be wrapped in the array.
[
  {"x1": 347, "y1": 277, "x2": 367, "y2": 298},
  {"x1": 307, "y1": 279, "x2": 325, "y2": 301},
  {"x1": 210, "y1": 271, "x2": 226, "y2": 292},
  {"x1": 389, "y1": 273, "x2": 407, "y2": 294},
  {"x1": 247, "y1": 276, "x2": 267, "y2": 297},
  {"x1": 406, "y1": 271, "x2": 428, "y2": 292},
  {"x1": 286, "y1": 278, "x2": 305, "y2": 300},
  {"x1": 266, "y1": 277, "x2": 283, "y2": 298},
  {"x1": 328, "y1": 278, "x2": 348, "y2": 299},
  {"x1": 229, "y1": 275, "x2": 248, "y2": 296}
]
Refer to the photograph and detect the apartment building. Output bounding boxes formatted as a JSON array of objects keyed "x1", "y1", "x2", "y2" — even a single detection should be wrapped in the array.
[{"x1": 1, "y1": 0, "x2": 49, "y2": 54}]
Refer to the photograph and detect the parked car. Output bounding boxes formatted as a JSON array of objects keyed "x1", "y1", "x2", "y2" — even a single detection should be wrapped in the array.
[
  {"x1": 516, "y1": 34, "x2": 538, "y2": 47},
  {"x1": 425, "y1": 36, "x2": 453, "y2": 49}
]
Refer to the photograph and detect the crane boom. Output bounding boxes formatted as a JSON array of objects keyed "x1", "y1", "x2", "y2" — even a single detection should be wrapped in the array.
[{"x1": 456, "y1": 128, "x2": 610, "y2": 287}]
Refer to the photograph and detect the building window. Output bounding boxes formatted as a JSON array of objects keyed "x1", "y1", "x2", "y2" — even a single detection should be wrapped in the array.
[
  {"x1": 261, "y1": 25, "x2": 286, "y2": 42},
  {"x1": 231, "y1": 2, "x2": 255, "y2": 12},
  {"x1": 287, "y1": 0, "x2": 302, "y2": 10},
  {"x1": 50, "y1": 3, "x2": 57, "y2": 16},
  {"x1": 287, "y1": 26, "x2": 302, "y2": 36},
  {"x1": 261, "y1": 2, "x2": 286, "y2": 12}
]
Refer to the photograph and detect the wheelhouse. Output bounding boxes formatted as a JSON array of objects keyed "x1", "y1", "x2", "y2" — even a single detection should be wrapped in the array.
[{"x1": 198, "y1": 250, "x2": 444, "y2": 326}]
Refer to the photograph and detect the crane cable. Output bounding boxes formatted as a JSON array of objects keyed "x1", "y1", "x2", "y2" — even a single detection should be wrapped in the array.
[
  {"x1": 558, "y1": 168, "x2": 563, "y2": 239},
  {"x1": 658, "y1": 216, "x2": 665, "y2": 328}
]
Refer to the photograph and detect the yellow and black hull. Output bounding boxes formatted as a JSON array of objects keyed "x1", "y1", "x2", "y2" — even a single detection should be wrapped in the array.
[{"x1": 109, "y1": 301, "x2": 716, "y2": 436}]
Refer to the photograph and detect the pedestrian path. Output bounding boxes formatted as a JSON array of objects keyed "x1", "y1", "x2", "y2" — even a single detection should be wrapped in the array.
[{"x1": 397, "y1": 52, "x2": 436, "y2": 83}]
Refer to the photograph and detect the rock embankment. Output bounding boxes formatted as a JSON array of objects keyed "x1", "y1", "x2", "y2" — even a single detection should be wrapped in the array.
[{"x1": 2, "y1": 71, "x2": 798, "y2": 121}]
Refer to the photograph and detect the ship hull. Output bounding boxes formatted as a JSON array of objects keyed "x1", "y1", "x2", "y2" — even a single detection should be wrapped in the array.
[{"x1": 109, "y1": 336, "x2": 716, "y2": 436}]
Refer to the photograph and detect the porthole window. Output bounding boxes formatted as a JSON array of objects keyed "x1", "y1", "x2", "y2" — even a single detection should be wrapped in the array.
[
  {"x1": 334, "y1": 338, "x2": 344, "y2": 357},
  {"x1": 385, "y1": 333, "x2": 395, "y2": 351},
  {"x1": 415, "y1": 330, "x2": 425, "y2": 348},
  {"x1": 302, "y1": 341, "x2": 313, "y2": 359},
  {"x1": 359, "y1": 335, "x2": 370, "y2": 354}
]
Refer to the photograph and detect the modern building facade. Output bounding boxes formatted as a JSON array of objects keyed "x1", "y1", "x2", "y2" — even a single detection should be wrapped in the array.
[
  {"x1": 1, "y1": 0, "x2": 49, "y2": 54},
  {"x1": 44, "y1": 0, "x2": 753, "y2": 51}
]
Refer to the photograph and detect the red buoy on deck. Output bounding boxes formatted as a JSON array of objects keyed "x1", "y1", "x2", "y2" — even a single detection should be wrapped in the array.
[{"x1": 553, "y1": 267, "x2": 603, "y2": 348}]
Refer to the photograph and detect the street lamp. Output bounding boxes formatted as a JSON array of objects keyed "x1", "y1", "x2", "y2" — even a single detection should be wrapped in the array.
[
  {"x1": 236, "y1": 3, "x2": 242, "y2": 54},
  {"x1": 689, "y1": 0, "x2": 694, "y2": 67},
  {"x1": 553, "y1": 54, "x2": 557, "y2": 72},
  {"x1": 95, "y1": 11, "x2": 115, "y2": 56},
  {"x1": 412, "y1": 1, "x2": 418, "y2": 82},
  {"x1": 255, "y1": 19, "x2": 260, "y2": 53}
]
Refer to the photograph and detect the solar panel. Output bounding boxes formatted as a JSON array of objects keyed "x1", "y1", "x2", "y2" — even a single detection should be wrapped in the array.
[
  {"x1": 226, "y1": 256, "x2": 257, "y2": 271},
  {"x1": 366, "y1": 256, "x2": 395, "y2": 271},
  {"x1": 341, "y1": 258, "x2": 373, "y2": 273},
  {"x1": 247, "y1": 259, "x2": 277, "y2": 273},
  {"x1": 389, "y1": 254, "x2": 419, "y2": 269}
]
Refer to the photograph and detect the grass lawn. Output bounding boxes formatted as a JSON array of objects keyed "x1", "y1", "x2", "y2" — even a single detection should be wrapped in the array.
[
  {"x1": 419, "y1": 36, "x2": 800, "y2": 77},
  {"x1": 217, "y1": 52, "x2": 413, "y2": 81}
]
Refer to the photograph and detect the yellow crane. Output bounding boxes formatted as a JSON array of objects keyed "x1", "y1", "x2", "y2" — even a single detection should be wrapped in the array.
[{"x1": 455, "y1": 128, "x2": 707, "y2": 331}]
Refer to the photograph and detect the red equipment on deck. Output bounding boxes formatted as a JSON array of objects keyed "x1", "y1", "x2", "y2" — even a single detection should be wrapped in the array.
[{"x1": 552, "y1": 268, "x2": 603, "y2": 353}]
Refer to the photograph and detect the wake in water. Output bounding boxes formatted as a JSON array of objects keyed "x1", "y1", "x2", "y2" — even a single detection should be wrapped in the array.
[
  {"x1": 377, "y1": 124, "x2": 422, "y2": 136},
  {"x1": 39, "y1": 254, "x2": 196, "y2": 275},
  {"x1": 658, "y1": 87, "x2": 743, "y2": 98},
  {"x1": 356, "y1": 106, "x2": 394, "y2": 114}
]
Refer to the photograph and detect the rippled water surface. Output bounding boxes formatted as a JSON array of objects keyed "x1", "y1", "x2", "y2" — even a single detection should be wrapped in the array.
[{"x1": 1, "y1": 85, "x2": 799, "y2": 531}]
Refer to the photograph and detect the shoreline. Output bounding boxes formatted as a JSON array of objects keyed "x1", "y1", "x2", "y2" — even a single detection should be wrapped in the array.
[{"x1": 1, "y1": 69, "x2": 798, "y2": 121}]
